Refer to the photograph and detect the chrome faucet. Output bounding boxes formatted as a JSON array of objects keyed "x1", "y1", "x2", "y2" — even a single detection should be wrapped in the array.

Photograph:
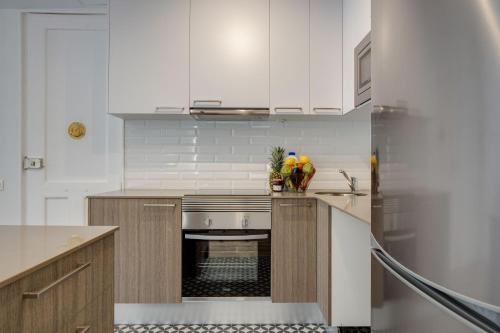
[{"x1": 339, "y1": 169, "x2": 357, "y2": 192}]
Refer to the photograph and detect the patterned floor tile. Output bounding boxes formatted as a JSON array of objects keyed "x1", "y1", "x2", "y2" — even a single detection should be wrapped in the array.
[{"x1": 114, "y1": 324, "x2": 327, "y2": 333}]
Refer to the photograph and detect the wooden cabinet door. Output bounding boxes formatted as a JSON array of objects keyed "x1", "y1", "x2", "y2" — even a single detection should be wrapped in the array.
[
  {"x1": 310, "y1": 0, "x2": 343, "y2": 115},
  {"x1": 109, "y1": 0, "x2": 189, "y2": 115},
  {"x1": 190, "y1": 0, "x2": 270, "y2": 108},
  {"x1": 270, "y1": 0, "x2": 309, "y2": 115},
  {"x1": 272, "y1": 198, "x2": 317, "y2": 303},
  {"x1": 89, "y1": 198, "x2": 182, "y2": 303}
]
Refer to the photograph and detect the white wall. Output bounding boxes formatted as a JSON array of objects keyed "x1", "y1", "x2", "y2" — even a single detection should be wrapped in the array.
[
  {"x1": 124, "y1": 107, "x2": 371, "y2": 191},
  {"x1": 0, "y1": 10, "x2": 23, "y2": 224}
]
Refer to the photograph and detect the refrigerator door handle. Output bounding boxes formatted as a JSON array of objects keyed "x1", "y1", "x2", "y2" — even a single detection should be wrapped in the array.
[
  {"x1": 372, "y1": 248, "x2": 500, "y2": 333},
  {"x1": 371, "y1": 233, "x2": 500, "y2": 313}
]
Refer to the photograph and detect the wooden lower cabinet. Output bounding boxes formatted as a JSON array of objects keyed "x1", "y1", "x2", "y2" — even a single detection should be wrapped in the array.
[
  {"x1": 0, "y1": 235, "x2": 114, "y2": 333},
  {"x1": 88, "y1": 198, "x2": 182, "y2": 303},
  {"x1": 271, "y1": 198, "x2": 317, "y2": 303}
]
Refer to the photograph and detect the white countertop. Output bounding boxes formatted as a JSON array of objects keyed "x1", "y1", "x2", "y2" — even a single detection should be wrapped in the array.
[{"x1": 0, "y1": 225, "x2": 118, "y2": 289}]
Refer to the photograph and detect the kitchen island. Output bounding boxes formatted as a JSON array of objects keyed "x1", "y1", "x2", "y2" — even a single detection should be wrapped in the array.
[{"x1": 0, "y1": 225, "x2": 118, "y2": 333}]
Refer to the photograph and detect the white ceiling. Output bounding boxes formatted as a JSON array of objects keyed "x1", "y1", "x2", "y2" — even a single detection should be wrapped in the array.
[{"x1": 0, "y1": 0, "x2": 106, "y2": 9}]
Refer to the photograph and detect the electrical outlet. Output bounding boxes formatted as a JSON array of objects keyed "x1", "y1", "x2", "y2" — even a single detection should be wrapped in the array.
[{"x1": 0, "y1": 179, "x2": 4, "y2": 191}]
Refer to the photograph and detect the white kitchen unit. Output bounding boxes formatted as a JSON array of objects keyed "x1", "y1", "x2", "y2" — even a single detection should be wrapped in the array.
[
  {"x1": 310, "y1": 0, "x2": 343, "y2": 115},
  {"x1": 342, "y1": 0, "x2": 371, "y2": 114},
  {"x1": 270, "y1": 0, "x2": 309, "y2": 115},
  {"x1": 190, "y1": 0, "x2": 270, "y2": 108},
  {"x1": 331, "y1": 207, "x2": 371, "y2": 327},
  {"x1": 109, "y1": 0, "x2": 190, "y2": 115}
]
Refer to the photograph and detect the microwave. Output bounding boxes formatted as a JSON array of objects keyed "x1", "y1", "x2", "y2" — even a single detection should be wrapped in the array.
[{"x1": 354, "y1": 32, "x2": 371, "y2": 107}]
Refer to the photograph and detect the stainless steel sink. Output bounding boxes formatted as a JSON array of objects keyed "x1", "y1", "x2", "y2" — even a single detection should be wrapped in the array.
[{"x1": 314, "y1": 191, "x2": 368, "y2": 197}]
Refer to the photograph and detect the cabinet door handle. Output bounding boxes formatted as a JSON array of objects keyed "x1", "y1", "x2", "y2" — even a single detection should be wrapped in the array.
[
  {"x1": 193, "y1": 99, "x2": 222, "y2": 106},
  {"x1": 274, "y1": 107, "x2": 303, "y2": 114},
  {"x1": 143, "y1": 203, "x2": 176, "y2": 208},
  {"x1": 312, "y1": 107, "x2": 341, "y2": 114},
  {"x1": 23, "y1": 262, "x2": 91, "y2": 299},
  {"x1": 279, "y1": 203, "x2": 312, "y2": 208},
  {"x1": 76, "y1": 326, "x2": 91, "y2": 333},
  {"x1": 155, "y1": 107, "x2": 185, "y2": 113}
]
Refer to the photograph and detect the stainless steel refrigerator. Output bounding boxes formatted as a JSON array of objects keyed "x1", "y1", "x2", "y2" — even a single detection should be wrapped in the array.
[{"x1": 370, "y1": 0, "x2": 500, "y2": 332}]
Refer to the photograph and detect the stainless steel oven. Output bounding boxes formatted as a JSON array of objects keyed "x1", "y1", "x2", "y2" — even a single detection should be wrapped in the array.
[
  {"x1": 354, "y1": 32, "x2": 371, "y2": 107},
  {"x1": 182, "y1": 195, "x2": 271, "y2": 301}
]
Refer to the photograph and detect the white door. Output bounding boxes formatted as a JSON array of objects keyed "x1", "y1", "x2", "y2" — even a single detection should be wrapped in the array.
[
  {"x1": 23, "y1": 14, "x2": 123, "y2": 226},
  {"x1": 270, "y1": 0, "x2": 309, "y2": 115},
  {"x1": 190, "y1": 0, "x2": 270, "y2": 108},
  {"x1": 109, "y1": 0, "x2": 190, "y2": 115},
  {"x1": 310, "y1": 0, "x2": 343, "y2": 115}
]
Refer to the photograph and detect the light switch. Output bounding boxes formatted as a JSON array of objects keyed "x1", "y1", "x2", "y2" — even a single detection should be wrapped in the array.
[{"x1": 0, "y1": 179, "x2": 4, "y2": 191}]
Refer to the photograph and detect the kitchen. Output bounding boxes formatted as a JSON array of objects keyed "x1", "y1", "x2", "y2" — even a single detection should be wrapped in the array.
[{"x1": 0, "y1": 0, "x2": 499, "y2": 333}]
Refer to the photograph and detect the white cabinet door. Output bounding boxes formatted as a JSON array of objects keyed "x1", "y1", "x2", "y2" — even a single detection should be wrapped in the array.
[
  {"x1": 330, "y1": 207, "x2": 371, "y2": 326},
  {"x1": 310, "y1": 0, "x2": 343, "y2": 115},
  {"x1": 190, "y1": 0, "x2": 270, "y2": 108},
  {"x1": 109, "y1": 0, "x2": 189, "y2": 115},
  {"x1": 270, "y1": 0, "x2": 309, "y2": 115},
  {"x1": 342, "y1": 0, "x2": 371, "y2": 114}
]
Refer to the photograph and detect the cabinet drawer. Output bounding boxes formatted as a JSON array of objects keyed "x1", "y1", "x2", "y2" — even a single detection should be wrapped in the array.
[
  {"x1": 60, "y1": 286, "x2": 113, "y2": 333},
  {"x1": 20, "y1": 240, "x2": 106, "y2": 333}
]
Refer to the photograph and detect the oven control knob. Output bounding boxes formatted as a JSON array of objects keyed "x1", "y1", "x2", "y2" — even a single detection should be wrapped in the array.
[
  {"x1": 204, "y1": 218, "x2": 213, "y2": 227},
  {"x1": 242, "y1": 216, "x2": 249, "y2": 228}
]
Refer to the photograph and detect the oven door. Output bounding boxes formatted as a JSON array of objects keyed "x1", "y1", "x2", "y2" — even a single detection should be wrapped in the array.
[{"x1": 182, "y1": 230, "x2": 271, "y2": 300}]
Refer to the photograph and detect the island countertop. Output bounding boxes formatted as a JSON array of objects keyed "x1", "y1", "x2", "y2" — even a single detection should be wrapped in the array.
[
  {"x1": 89, "y1": 189, "x2": 371, "y2": 224},
  {"x1": 0, "y1": 225, "x2": 118, "y2": 289}
]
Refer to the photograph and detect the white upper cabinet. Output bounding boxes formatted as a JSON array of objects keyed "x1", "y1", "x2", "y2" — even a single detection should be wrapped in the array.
[
  {"x1": 310, "y1": 0, "x2": 343, "y2": 115},
  {"x1": 342, "y1": 0, "x2": 371, "y2": 114},
  {"x1": 109, "y1": 0, "x2": 189, "y2": 115},
  {"x1": 190, "y1": 0, "x2": 270, "y2": 108},
  {"x1": 270, "y1": 0, "x2": 309, "y2": 115}
]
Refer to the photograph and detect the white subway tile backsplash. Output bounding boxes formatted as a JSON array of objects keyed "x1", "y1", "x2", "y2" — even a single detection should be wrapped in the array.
[
  {"x1": 146, "y1": 137, "x2": 180, "y2": 144},
  {"x1": 215, "y1": 154, "x2": 250, "y2": 163},
  {"x1": 197, "y1": 180, "x2": 233, "y2": 189},
  {"x1": 124, "y1": 112, "x2": 371, "y2": 190},
  {"x1": 179, "y1": 154, "x2": 214, "y2": 162},
  {"x1": 196, "y1": 145, "x2": 232, "y2": 154},
  {"x1": 231, "y1": 164, "x2": 267, "y2": 172},
  {"x1": 197, "y1": 163, "x2": 232, "y2": 171},
  {"x1": 145, "y1": 154, "x2": 179, "y2": 163},
  {"x1": 165, "y1": 128, "x2": 196, "y2": 137},
  {"x1": 233, "y1": 128, "x2": 267, "y2": 137}
]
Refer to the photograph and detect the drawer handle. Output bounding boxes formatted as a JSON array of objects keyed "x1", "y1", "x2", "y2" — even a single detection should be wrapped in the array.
[
  {"x1": 313, "y1": 107, "x2": 341, "y2": 114},
  {"x1": 279, "y1": 203, "x2": 312, "y2": 208},
  {"x1": 76, "y1": 326, "x2": 91, "y2": 333},
  {"x1": 23, "y1": 262, "x2": 91, "y2": 299},
  {"x1": 143, "y1": 203, "x2": 176, "y2": 208},
  {"x1": 155, "y1": 107, "x2": 185, "y2": 113},
  {"x1": 193, "y1": 99, "x2": 222, "y2": 105},
  {"x1": 274, "y1": 107, "x2": 303, "y2": 114}
]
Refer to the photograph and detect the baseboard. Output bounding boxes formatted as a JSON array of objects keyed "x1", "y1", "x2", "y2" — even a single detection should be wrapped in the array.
[{"x1": 115, "y1": 301, "x2": 325, "y2": 324}]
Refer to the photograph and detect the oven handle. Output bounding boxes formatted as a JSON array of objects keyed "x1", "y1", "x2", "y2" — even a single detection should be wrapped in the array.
[{"x1": 184, "y1": 234, "x2": 268, "y2": 241}]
